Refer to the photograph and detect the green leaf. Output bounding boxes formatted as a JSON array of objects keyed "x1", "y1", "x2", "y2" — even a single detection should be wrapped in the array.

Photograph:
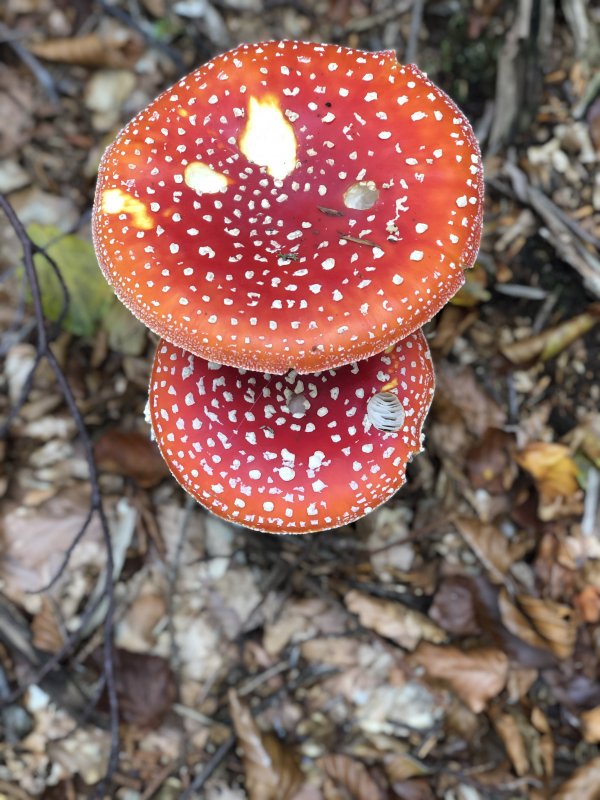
[
  {"x1": 102, "y1": 301, "x2": 147, "y2": 357},
  {"x1": 27, "y1": 224, "x2": 115, "y2": 337}
]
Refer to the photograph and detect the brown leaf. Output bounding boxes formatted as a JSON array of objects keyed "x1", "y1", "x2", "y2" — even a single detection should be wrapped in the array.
[
  {"x1": 581, "y1": 707, "x2": 600, "y2": 743},
  {"x1": 31, "y1": 597, "x2": 64, "y2": 653},
  {"x1": 501, "y1": 307, "x2": 600, "y2": 365},
  {"x1": 411, "y1": 643, "x2": 508, "y2": 713},
  {"x1": 0, "y1": 490, "x2": 104, "y2": 602},
  {"x1": 344, "y1": 590, "x2": 447, "y2": 651},
  {"x1": 116, "y1": 591, "x2": 167, "y2": 651},
  {"x1": 428, "y1": 576, "x2": 481, "y2": 636},
  {"x1": 553, "y1": 755, "x2": 600, "y2": 800},
  {"x1": 574, "y1": 586, "x2": 600, "y2": 624},
  {"x1": 229, "y1": 689, "x2": 303, "y2": 800},
  {"x1": 29, "y1": 33, "x2": 142, "y2": 68},
  {"x1": 466, "y1": 428, "x2": 517, "y2": 494},
  {"x1": 531, "y1": 707, "x2": 554, "y2": 778},
  {"x1": 574, "y1": 414, "x2": 600, "y2": 467},
  {"x1": 392, "y1": 779, "x2": 435, "y2": 800},
  {"x1": 95, "y1": 428, "x2": 169, "y2": 487},
  {"x1": 516, "y1": 442, "x2": 579, "y2": 501},
  {"x1": 433, "y1": 363, "x2": 506, "y2": 438},
  {"x1": 322, "y1": 754, "x2": 383, "y2": 800},
  {"x1": 384, "y1": 753, "x2": 430, "y2": 783},
  {"x1": 490, "y1": 710, "x2": 530, "y2": 776},
  {"x1": 430, "y1": 305, "x2": 478, "y2": 356},
  {"x1": 516, "y1": 595, "x2": 577, "y2": 659},
  {"x1": 112, "y1": 649, "x2": 176, "y2": 728},
  {"x1": 450, "y1": 263, "x2": 491, "y2": 307},
  {"x1": 497, "y1": 588, "x2": 554, "y2": 652},
  {"x1": 454, "y1": 517, "x2": 519, "y2": 582}
]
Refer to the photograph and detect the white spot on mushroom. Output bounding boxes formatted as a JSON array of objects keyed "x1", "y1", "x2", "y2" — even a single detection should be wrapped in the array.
[
  {"x1": 279, "y1": 466, "x2": 295, "y2": 482},
  {"x1": 184, "y1": 162, "x2": 230, "y2": 194},
  {"x1": 343, "y1": 181, "x2": 379, "y2": 210},
  {"x1": 239, "y1": 95, "x2": 298, "y2": 180}
]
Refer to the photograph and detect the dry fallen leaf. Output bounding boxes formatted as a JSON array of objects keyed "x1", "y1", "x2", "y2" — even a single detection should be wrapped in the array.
[
  {"x1": 428, "y1": 576, "x2": 481, "y2": 636},
  {"x1": 575, "y1": 414, "x2": 600, "y2": 467},
  {"x1": 454, "y1": 517, "x2": 520, "y2": 582},
  {"x1": 228, "y1": 689, "x2": 303, "y2": 800},
  {"x1": 322, "y1": 753, "x2": 384, "y2": 800},
  {"x1": 497, "y1": 588, "x2": 553, "y2": 653},
  {"x1": 516, "y1": 595, "x2": 577, "y2": 660},
  {"x1": 263, "y1": 597, "x2": 347, "y2": 656},
  {"x1": 116, "y1": 589, "x2": 167, "y2": 652},
  {"x1": 433, "y1": 362, "x2": 506, "y2": 438},
  {"x1": 411, "y1": 644, "x2": 509, "y2": 713},
  {"x1": 47, "y1": 726, "x2": 111, "y2": 785},
  {"x1": 466, "y1": 428, "x2": 517, "y2": 494},
  {"x1": 111, "y1": 649, "x2": 176, "y2": 729},
  {"x1": 501, "y1": 306, "x2": 600, "y2": 365},
  {"x1": 384, "y1": 752, "x2": 430, "y2": 783},
  {"x1": 581, "y1": 707, "x2": 600, "y2": 743},
  {"x1": 29, "y1": 32, "x2": 142, "y2": 68},
  {"x1": 31, "y1": 597, "x2": 64, "y2": 653},
  {"x1": 345, "y1": 590, "x2": 447, "y2": 651},
  {"x1": 391, "y1": 779, "x2": 436, "y2": 800},
  {"x1": 516, "y1": 442, "x2": 579, "y2": 500},
  {"x1": 530, "y1": 707, "x2": 554, "y2": 778},
  {"x1": 574, "y1": 586, "x2": 600, "y2": 623},
  {"x1": 553, "y1": 755, "x2": 600, "y2": 800},
  {"x1": 94, "y1": 428, "x2": 169, "y2": 487},
  {"x1": 490, "y1": 709, "x2": 530, "y2": 776}
]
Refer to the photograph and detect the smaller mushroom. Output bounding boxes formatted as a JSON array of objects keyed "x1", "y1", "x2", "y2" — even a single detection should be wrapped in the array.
[{"x1": 149, "y1": 330, "x2": 434, "y2": 533}]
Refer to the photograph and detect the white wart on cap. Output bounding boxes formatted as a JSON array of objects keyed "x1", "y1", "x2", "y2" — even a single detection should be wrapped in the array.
[{"x1": 149, "y1": 330, "x2": 434, "y2": 533}]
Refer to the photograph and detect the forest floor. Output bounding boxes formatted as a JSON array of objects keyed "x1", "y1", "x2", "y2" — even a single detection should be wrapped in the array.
[{"x1": 1, "y1": 0, "x2": 600, "y2": 798}]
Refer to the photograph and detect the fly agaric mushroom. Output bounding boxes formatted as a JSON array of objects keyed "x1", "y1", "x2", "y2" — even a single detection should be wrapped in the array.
[
  {"x1": 148, "y1": 329, "x2": 434, "y2": 533},
  {"x1": 93, "y1": 40, "x2": 483, "y2": 375}
]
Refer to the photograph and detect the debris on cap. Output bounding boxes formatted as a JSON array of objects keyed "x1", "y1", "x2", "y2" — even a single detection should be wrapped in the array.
[
  {"x1": 94, "y1": 40, "x2": 483, "y2": 373},
  {"x1": 148, "y1": 329, "x2": 435, "y2": 533}
]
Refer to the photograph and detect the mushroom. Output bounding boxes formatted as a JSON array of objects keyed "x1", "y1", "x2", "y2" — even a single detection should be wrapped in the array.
[
  {"x1": 93, "y1": 40, "x2": 483, "y2": 375},
  {"x1": 148, "y1": 329, "x2": 434, "y2": 534}
]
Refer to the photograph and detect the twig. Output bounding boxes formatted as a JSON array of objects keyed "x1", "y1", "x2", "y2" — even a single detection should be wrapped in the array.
[
  {"x1": 96, "y1": 0, "x2": 187, "y2": 75},
  {"x1": 167, "y1": 496, "x2": 197, "y2": 675},
  {"x1": 582, "y1": 466, "x2": 600, "y2": 538},
  {"x1": 0, "y1": 352, "x2": 42, "y2": 439},
  {"x1": 0, "y1": 194, "x2": 120, "y2": 798},
  {"x1": 0, "y1": 21, "x2": 60, "y2": 104},
  {"x1": 29, "y1": 507, "x2": 95, "y2": 594},
  {"x1": 490, "y1": 166, "x2": 600, "y2": 298},
  {"x1": 405, "y1": 0, "x2": 425, "y2": 64},
  {"x1": 179, "y1": 735, "x2": 236, "y2": 800},
  {"x1": 342, "y1": 1, "x2": 412, "y2": 34}
]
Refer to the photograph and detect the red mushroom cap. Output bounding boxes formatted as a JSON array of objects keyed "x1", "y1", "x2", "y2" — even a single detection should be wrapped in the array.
[
  {"x1": 94, "y1": 40, "x2": 483, "y2": 374},
  {"x1": 148, "y1": 329, "x2": 434, "y2": 534}
]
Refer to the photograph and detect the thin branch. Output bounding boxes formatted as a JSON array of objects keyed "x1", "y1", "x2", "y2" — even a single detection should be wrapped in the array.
[
  {"x1": 405, "y1": 0, "x2": 425, "y2": 64},
  {"x1": 0, "y1": 21, "x2": 60, "y2": 104},
  {"x1": 0, "y1": 193, "x2": 120, "y2": 796}
]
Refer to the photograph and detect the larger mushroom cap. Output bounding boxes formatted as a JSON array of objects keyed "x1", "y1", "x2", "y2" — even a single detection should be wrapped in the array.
[
  {"x1": 149, "y1": 330, "x2": 434, "y2": 534},
  {"x1": 94, "y1": 40, "x2": 483, "y2": 374}
]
